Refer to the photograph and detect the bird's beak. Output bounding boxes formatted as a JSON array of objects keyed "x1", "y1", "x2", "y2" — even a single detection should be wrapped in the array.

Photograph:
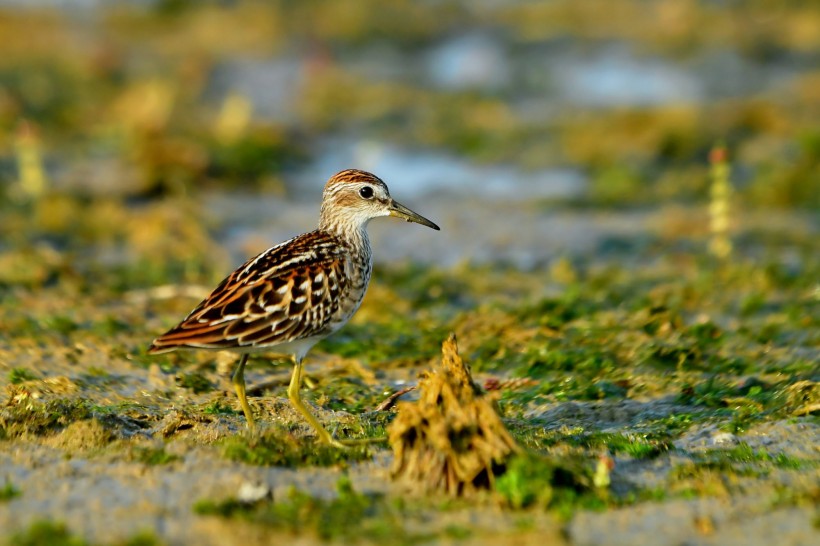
[{"x1": 388, "y1": 199, "x2": 440, "y2": 230}]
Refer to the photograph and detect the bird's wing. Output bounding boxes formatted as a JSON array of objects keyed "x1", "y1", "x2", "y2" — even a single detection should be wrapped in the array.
[{"x1": 148, "y1": 231, "x2": 349, "y2": 352}]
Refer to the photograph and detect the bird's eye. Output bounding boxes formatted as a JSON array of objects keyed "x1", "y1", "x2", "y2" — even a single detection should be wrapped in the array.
[{"x1": 359, "y1": 186, "x2": 374, "y2": 199}]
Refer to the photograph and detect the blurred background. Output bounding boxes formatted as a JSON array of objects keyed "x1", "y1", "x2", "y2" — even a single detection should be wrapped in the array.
[{"x1": 1, "y1": 0, "x2": 818, "y2": 286}]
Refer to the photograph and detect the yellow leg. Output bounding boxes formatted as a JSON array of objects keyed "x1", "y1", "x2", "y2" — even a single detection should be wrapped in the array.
[
  {"x1": 287, "y1": 357, "x2": 347, "y2": 448},
  {"x1": 231, "y1": 354, "x2": 255, "y2": 430},
  {"x1": 286, "y1": 358, "x2": 388, "y2": 447}
]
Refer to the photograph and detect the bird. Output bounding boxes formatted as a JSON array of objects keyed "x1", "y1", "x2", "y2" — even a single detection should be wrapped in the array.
[{"x1": 147, "y1": 169, "x2": 440, "y2": 447}]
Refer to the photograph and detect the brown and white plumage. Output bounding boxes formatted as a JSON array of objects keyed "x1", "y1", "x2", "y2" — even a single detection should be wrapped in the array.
[
  {"x1": 148, "y1": 169, "x2": 439, "y2": 446},
  {"x1": 148, "y1": 230, "x2": 362, "y2": 355}
]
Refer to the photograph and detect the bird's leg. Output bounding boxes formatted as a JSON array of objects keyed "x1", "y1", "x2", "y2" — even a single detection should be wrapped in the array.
[
  {"x1": 287, "y1": 357, "x2": 348, "y2": 448},
  {"x1": 287, "y1": 357, "x2": 388, "y2": 447},
  {"x1": 231, "y1": 354, "x2": 255, "y2": 430}
]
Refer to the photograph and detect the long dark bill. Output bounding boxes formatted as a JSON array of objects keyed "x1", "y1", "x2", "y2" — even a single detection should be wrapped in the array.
[{"x1": 388, "y1": 199, "x2": 440, "y2": 230}]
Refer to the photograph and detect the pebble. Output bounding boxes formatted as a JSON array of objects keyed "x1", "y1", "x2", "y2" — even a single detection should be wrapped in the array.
[
  {"x1": 711, "y1": 432, "x2": 738, "y2": 445},
  {"x1": 237, "y1": 481, "x2": 272, "y2": 504}
]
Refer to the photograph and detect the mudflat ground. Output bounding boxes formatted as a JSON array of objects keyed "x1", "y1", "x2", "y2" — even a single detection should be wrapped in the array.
[{"x1": 1, "y1": 197, "x2": 818, "y2": 546}]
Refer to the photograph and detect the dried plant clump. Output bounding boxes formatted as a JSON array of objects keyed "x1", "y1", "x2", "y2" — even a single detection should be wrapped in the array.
[{"x1": 389, "y1": 333, "x2": 520, "y2": 496}]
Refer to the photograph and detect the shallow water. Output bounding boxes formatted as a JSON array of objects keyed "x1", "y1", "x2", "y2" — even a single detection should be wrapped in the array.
[
  {"x1": 296, "y1": 139, "x2": 587, "y2": 201},
  {"x1": 204, "y1": 186, "x2": 647, "y2": 269}
]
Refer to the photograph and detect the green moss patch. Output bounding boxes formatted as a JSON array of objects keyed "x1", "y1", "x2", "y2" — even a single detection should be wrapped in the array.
[
  {"x1": 495, "y1": 452, "x2": 598, "y2": 515},
  {"x1": 0, "y1": 398, "x2": 93, "y2": 439},
  {"x1": 128, "y1": 445, "x2": 181, "y2": 466},
  {"x1": 221, "y1": 428, "x2": 373, "y2": 467},
  {"x1": 194, "y1": 476, "x2": 425, "y2": 544},
  {"x1": 0, "y1": 479, "x2": 21, "y2": 502},
  {"x1": 8, "y1": 521, "x2": 88, "y2": 546}
]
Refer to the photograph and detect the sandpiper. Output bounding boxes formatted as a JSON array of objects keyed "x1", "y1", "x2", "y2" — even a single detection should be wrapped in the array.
[{"x1": 148, "y1": 169, "x2": 439, "y2": 447}]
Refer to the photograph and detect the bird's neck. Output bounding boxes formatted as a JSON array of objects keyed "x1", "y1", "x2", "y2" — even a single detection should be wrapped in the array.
[{"x1": 319, "y1": 219, "x2": 372, "y2": 262}]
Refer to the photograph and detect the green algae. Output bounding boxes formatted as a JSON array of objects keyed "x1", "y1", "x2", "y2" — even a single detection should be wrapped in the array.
[
  {"x1": 573, "y1": 432, "x2": 671, "y2": 460},
  {"x1": 0, "y1": 480, "x2": 20, "y2": 502},
  {"x1": 0, "y1": 398, "x2": 93, "y2": 439},
  {"x1": 692, "y1": 443, "x2": 816, "y2": 471},
  {"x1": 194, "y1": 476, "x2": 427, "y2": 544},
  {"x1": 7, "y1": 369, "x2": 38, "y2": 385},
  {"x1": 175, "y1": 372, "x2": 214, "y2": 394},
  {"x1": 494, "y1": 452, "x2": 595, "y2": 512},
  {"x1": 201, "y1": 400, "x2": 236, "y2": 416},
  {"x1": 1, "y1": 236, "x2": 815, "y2": 484},
  {"x1": 221, "y1": 429, "x2": 373, "y2": 468},
  {"x1": 317, "y1": 319, "x2": 446, "y2": 366},
  {"x1": 128, "y1": 445, "x2": 181, "y2": 466},
  {"x1": 7, "y1": 521, "x2": 88, "y2": 546},
  {"x1": 0, "y1": 208, "x2": 815, "y2": 539},
  {"x1": 5, "y1": 521, "x2": 164, "y2": 546}
]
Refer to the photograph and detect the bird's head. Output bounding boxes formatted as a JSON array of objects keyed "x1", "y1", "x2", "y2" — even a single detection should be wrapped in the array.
[{"x1": 319, "y1": 169, "x2": 440, "y2": 233}]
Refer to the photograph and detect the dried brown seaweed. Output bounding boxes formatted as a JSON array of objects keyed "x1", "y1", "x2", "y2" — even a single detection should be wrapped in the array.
[{"x1": 389, "y1": 333, "x2": 519, "y2": 496}]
